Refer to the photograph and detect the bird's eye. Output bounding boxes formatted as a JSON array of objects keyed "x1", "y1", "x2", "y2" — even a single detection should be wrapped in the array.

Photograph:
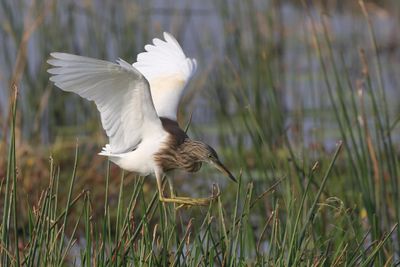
[{"x1": 208, "y1": 154, "x2": 213, "y2": 158}]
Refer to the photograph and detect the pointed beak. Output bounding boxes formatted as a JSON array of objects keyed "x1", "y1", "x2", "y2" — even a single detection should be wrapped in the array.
[{"x1": 210, "y1": 159, "x2": 237, "y2": 183}]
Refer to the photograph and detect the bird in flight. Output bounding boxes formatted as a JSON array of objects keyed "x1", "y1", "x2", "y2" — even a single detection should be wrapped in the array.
[{"x1": 48, "y1": 32, "x2": 236, "y2": 206}]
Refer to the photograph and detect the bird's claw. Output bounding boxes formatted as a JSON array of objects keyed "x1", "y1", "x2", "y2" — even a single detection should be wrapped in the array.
[{"x1": 211, "y1": 183, "x2": 221, "y2": 198}]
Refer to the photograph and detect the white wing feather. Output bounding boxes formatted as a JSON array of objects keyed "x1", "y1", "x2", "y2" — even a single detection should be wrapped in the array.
[
  {"x1": 48, "y1": 52, "x2": 162, "y2": 154},
  {"x1": 133, "y1": 32, "x2": 197, "y2": 120}
]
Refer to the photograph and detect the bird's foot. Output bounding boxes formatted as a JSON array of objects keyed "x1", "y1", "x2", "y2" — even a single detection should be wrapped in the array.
[{"x1": 159, "y1": 184, "x2": 220, "y2": 207}]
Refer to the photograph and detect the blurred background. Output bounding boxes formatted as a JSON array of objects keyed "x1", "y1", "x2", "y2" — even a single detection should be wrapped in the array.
[{"x1": 0, "y1": 0, "x2": 400, "y2": 263}]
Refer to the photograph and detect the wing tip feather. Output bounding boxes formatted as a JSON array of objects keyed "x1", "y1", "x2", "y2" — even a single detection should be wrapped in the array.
[{"x1": 134, "y1": 32, "x2": 197, "y2": 80}]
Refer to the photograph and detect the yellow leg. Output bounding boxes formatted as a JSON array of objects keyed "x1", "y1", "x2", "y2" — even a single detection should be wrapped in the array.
[{"x1": 155, "y1": 172, "x2": 219, "y2": 206}]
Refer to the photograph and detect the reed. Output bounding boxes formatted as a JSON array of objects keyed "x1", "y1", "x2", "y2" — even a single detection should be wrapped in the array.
[{"x1": 1, "y1": 0, "x2": 399, "y2": 265}]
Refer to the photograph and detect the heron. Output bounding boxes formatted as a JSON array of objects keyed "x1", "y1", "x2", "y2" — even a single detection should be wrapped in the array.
[{"x1": 47, "y1": 32, "x2": 236, "y2": 206}]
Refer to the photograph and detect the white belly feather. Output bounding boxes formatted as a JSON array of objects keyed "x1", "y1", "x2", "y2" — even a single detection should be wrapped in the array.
[{"x1": 99, "y1": 131, "x2": 169, "y2": 176}]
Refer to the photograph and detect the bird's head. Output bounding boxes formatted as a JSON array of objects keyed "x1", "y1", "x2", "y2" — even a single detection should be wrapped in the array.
[{"x1": 188, "y1": 141, "x2": 237, "y2": 183}]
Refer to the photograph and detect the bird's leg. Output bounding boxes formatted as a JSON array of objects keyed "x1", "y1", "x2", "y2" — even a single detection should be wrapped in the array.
[
  {"x1": 167, "y1": 178, "x2": 176, "y2": 199},
  {"x1": 155, "y1": 171, "x2": 220, "y2": 206}
]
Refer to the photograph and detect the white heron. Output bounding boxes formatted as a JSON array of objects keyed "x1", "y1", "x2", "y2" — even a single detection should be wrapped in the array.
[{"x1": 48, "y1": 32, "x2": 236, "y2": 206}]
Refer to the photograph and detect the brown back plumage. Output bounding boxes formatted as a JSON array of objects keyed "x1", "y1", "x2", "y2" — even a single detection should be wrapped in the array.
[
  {"x1": 154, "y1": 117, "x2": 203, "y2": 173},
  {"x1": 159, "y1": 117, "x2": 188, "y2": 146}
]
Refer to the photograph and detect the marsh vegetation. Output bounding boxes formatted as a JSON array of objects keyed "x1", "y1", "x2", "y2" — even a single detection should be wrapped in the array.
[{"x1": 0, "y1": 0, "x2": 399, "y2": 265}]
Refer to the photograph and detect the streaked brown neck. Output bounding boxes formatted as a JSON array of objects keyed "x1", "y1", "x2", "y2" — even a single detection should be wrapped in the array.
[{"x1": 154, "y1": 117, "x2": 202, "y2": 173}]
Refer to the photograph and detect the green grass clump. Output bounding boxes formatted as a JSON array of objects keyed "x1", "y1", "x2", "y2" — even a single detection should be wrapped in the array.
[
  {"x1": 1, "y1": 0, "x2": 400, "y2": 266},
  {"x1": 0, "y1": 86, "x2": 397, "y2": 266}
]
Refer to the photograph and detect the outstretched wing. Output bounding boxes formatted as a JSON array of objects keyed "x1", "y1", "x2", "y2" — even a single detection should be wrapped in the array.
[
  {"x1": 133, "y1": 32, "x2": 197, "y2": 121},
  {"x1": 48, "y1": 52, "x2": 162, "y2": 154}
]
